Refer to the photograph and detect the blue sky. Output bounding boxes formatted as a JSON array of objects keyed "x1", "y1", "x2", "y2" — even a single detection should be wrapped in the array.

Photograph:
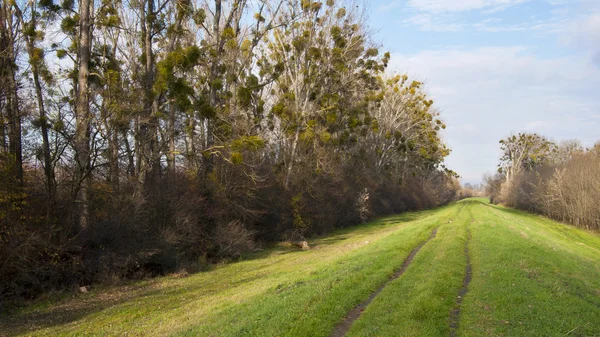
[{"x1": 365, "y1": 0, "x2": 600, "y2": 184}]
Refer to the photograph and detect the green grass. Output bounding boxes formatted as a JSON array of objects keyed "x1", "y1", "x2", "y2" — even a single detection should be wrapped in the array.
[
  {"x1": 2, "y1": 198, "x2": 600, "y2": 337},
  {"x1": 460, "y1": 202, "x2": 600, "y2": 337},
  {"x1": 346, "y1": 202, "x2": 471, "y2": 337}
]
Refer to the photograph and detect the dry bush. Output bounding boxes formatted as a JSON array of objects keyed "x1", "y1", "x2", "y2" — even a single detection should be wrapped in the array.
[
  {"x1": 539, "y1": 153, "x2": 600, "y2": 230},
  {"x1": 491, "y1": 151, "x2": 600, "y2": 231},
  {"x1": 457, "y1": 183, "x2": 484, "y2": 200},
  {"x1": 213, "y1": 220, "x2": 256, "y2": 259},
  {"x1": 484, "y1": 173, "x2": 504, "y2": 204},
  {"x1": 2, "y1": 147, "x2": 460, "y2": 302}
]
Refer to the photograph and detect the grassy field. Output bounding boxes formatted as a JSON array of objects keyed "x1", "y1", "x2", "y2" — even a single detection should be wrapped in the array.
[{"x1": 2, "y1": 199, "x2": 600, "y2": 336}]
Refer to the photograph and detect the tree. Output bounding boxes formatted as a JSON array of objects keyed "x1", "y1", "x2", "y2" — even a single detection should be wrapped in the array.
[
  {"x1": 553, "y1": 139, "x2": 583, "y2": 164},
  {"x1": 0, "y1": 0, "x2": 463, "y2": 300},
  {"x1": 13, "y1": 0, "x2": 57, "y2": 197},
  {"x1": 498, "y1": 132, "x2": 555, "y2": 184},
  {"x1": 0, "y1": 0, "x2": 23, "y2": 186},
  {"x1": 591, "y1": 142, "x2": 600, "y2": 156},
  {"x1": 74, "y1": 0, "x2": 93, "y2": 228},
  {"x1": 266, "y1": 0, "x2": 387, "y2": 187},
  {"x1": 366, "y1": 74, "x2": 448, "y2": 180},
  {"x1": 136, "y1": 0, "x2": 161, "y2": 188}
]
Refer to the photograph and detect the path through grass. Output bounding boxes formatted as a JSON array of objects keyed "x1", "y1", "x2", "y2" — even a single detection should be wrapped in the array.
[{"x1": 2, "y1": 199, "x2": 599, "y2": 337}]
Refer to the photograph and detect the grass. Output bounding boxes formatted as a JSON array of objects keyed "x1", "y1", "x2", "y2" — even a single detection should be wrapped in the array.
[
  {"x1": 460, "y1": 201, "x2": 600, "y2": 337},
  {"x1": 346, "y1": 202, "x2": 470, "y2": 337},
  {"x1": 1, "y1": 198, "x2": 599, "y2": 337}
]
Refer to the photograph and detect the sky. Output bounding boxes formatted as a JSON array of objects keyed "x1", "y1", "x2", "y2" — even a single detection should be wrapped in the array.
[{"x1": 366, "y1": 0, "x2": 600, "y2": 185}]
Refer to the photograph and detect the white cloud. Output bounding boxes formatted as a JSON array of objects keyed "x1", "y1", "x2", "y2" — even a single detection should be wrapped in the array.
[
  {"x1": 402, "y1": 9, "x2": 560, "y2": 33},
  {"x1": 406, "y1": 0, "x2": 528, "y2": 13},
  {"x1": 387, "y1": 47, "x2": 600, "y2": 183},
  {"x1": 539, "y1": 7, "x2": 600, "y2": 67},
  {"x1": 472, "y1": 17, "x2": 554, "y2": 32},
  {"x1": 403, "y1": 13, "x2": 464, "y2": 31},
  {"x1": 561, "y1": 13, "x2": 600, "y2": 46},
  {"x1": 377, "y1": 0, "x2": 401, "y2": 12},
  {"x1": 525, "y1": 120, "x2": 556, "y2": 131}
]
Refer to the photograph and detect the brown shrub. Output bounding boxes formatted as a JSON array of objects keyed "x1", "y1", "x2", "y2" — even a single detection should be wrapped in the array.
[
  {"x1": 489, "y1": 151, "x2": 600, "y2": 231},
  {"x1": 213, "y1": 220, "x2": 256, "y2": 259}
]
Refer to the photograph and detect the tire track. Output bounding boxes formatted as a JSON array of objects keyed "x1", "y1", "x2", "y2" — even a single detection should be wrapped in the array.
[
  {"x1": 330, "y1": 227, "x2": 439, "y2": 337},
  {"x1": 449, "y1": 220, "x2": 473, "y2": 337}
]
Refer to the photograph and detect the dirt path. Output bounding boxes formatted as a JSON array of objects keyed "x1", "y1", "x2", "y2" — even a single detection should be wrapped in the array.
[
  {"x1": 449, "y1": 223, "x2": 472, "y2": 337},
  {"x1": 330, "y1": 227, "x2": 439, "y2": 337}
]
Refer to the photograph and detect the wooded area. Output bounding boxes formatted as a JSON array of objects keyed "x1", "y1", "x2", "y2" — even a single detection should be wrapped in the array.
[
  {"x1": 486, "y1": 133, "x2": 600, "y2": 231},
  {"x1": 0, "y1": 0, "x2": 459, "y2": 300}
]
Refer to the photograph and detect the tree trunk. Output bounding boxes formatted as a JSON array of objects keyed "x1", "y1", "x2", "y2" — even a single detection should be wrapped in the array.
[
  {"x1": 1, "y1": 1, "x2": 23, "y2": 186},
  {"x1": 74, "y1": 0, "x2": 92, "y2": 229},
  {"x1": 109, "y1": 127, "x2": 119, "y2": 189},
  {"x1": 185, "y1": 115, "x2": 196, "y2": 170},
  {"x1": 123, "y1": 129, "x2": 135, "y2": 177},
  {"x1": 204, "y1": 0, "x2": 222, "y2": 176},
  {"x1": 284, "y1": 128, "x2": 300, "y2": 189},
  {"x1": 167, "y1": 102, "x2": 176, "y2": 176},
  {"x1": 0, "y1": 2, "x2": 8, "y2": 153},
  {"x1": 13, "y1": 0, "x2": 53, "y2": 196},
  {"x1": 32, "y1": 57, "x2": 54, "y2": 197},
  {"x1": 165, "y1": 10, "x2": 184, "y2": 178},
  {"x1": 138, "y1": 0, "x2": 159, "y2": 189},
  {"x1": 7, "y1": 65, "x2": 22, "y2": 186}
]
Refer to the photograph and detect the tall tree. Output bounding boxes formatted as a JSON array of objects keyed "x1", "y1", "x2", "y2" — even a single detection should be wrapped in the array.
[
  {"x1": 0, "y1": 0, "x2": 23, "y2": 185},
  {"x1": 14, "y1": 0, "x2": 56, "y2": 197},
  {"x1": 136, "y1": 0, "x2": 164, "y2": 189},
  {"x1": 266, "y1": 0, "x2": 386, "y2": 187},
  {"x1": 74, "y1": 0, "x2": 93, "y2": 228},
  {"x1": 94, "y1": 0, "x2": 124, "y2": 189},
  {"x1": 367, "y1": 75, "x2": 448, "y2": 179}
]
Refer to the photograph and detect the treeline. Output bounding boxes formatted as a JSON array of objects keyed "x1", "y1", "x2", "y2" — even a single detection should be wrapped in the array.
[
  {"x1": 0, "y1": 0, "x2": 459, "y2": 299},
  {"x1": 486, "y1": 133, "x2": 600, "y2": 231},
  {"x1": 456, "y1": 182, "x2": 484, "y2": 199}
]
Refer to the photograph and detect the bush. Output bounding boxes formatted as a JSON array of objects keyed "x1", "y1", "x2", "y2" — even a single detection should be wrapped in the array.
[{"x1": 486, "y1": 149, "x2": 600, "y2": 231}]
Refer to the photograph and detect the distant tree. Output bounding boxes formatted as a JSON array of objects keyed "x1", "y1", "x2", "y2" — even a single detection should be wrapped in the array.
[
  {"x1": 590, "y1": 142, "x2": 600, "y2": 156},
  {"x1": 498, "y1": 133, "x2": 556, "y2": 184},
  {"x1": 553, "y1": 139, "x2": 583, "y2": 164}
]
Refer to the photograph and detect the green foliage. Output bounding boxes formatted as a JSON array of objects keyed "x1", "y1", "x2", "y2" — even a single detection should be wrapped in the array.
[
  {"x1": 193, "y1": 9, "x2": 206, "y2": 25},
  {"x1": 231, "y1": 136, "x2": 265, "y2": 152},
  {"x1": 291, "y1": 194, "x2": 310, "y2": 235},
  {"x1": 61, "y1": 0, "x2": 74, "y2": 11},
  {"x1": 39, "y1": 0, "x2": 61, "y2": 11},
  {"x1": 230, "y1": 152, "x2": 243, "y2": 165},
  {"x1": 154, "y1": 46, "x2": 203, "y2": 111},
  {"x1": 60, "y1": 15, "x2": 77, "y2": 34}
]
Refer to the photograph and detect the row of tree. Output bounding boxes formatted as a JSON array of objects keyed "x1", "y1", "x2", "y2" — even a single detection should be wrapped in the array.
[
  {"x1": 486, "y1": 132, "x2": 600, "y2": 231},
  {"x1": 0, "y1": 0, "x2": 459, "y2": 299}
]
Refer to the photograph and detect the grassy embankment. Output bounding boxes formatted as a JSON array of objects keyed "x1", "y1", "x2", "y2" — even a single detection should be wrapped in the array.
[{"x1": 2, "y1": 198, "x2": 599, "y2": 336}]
